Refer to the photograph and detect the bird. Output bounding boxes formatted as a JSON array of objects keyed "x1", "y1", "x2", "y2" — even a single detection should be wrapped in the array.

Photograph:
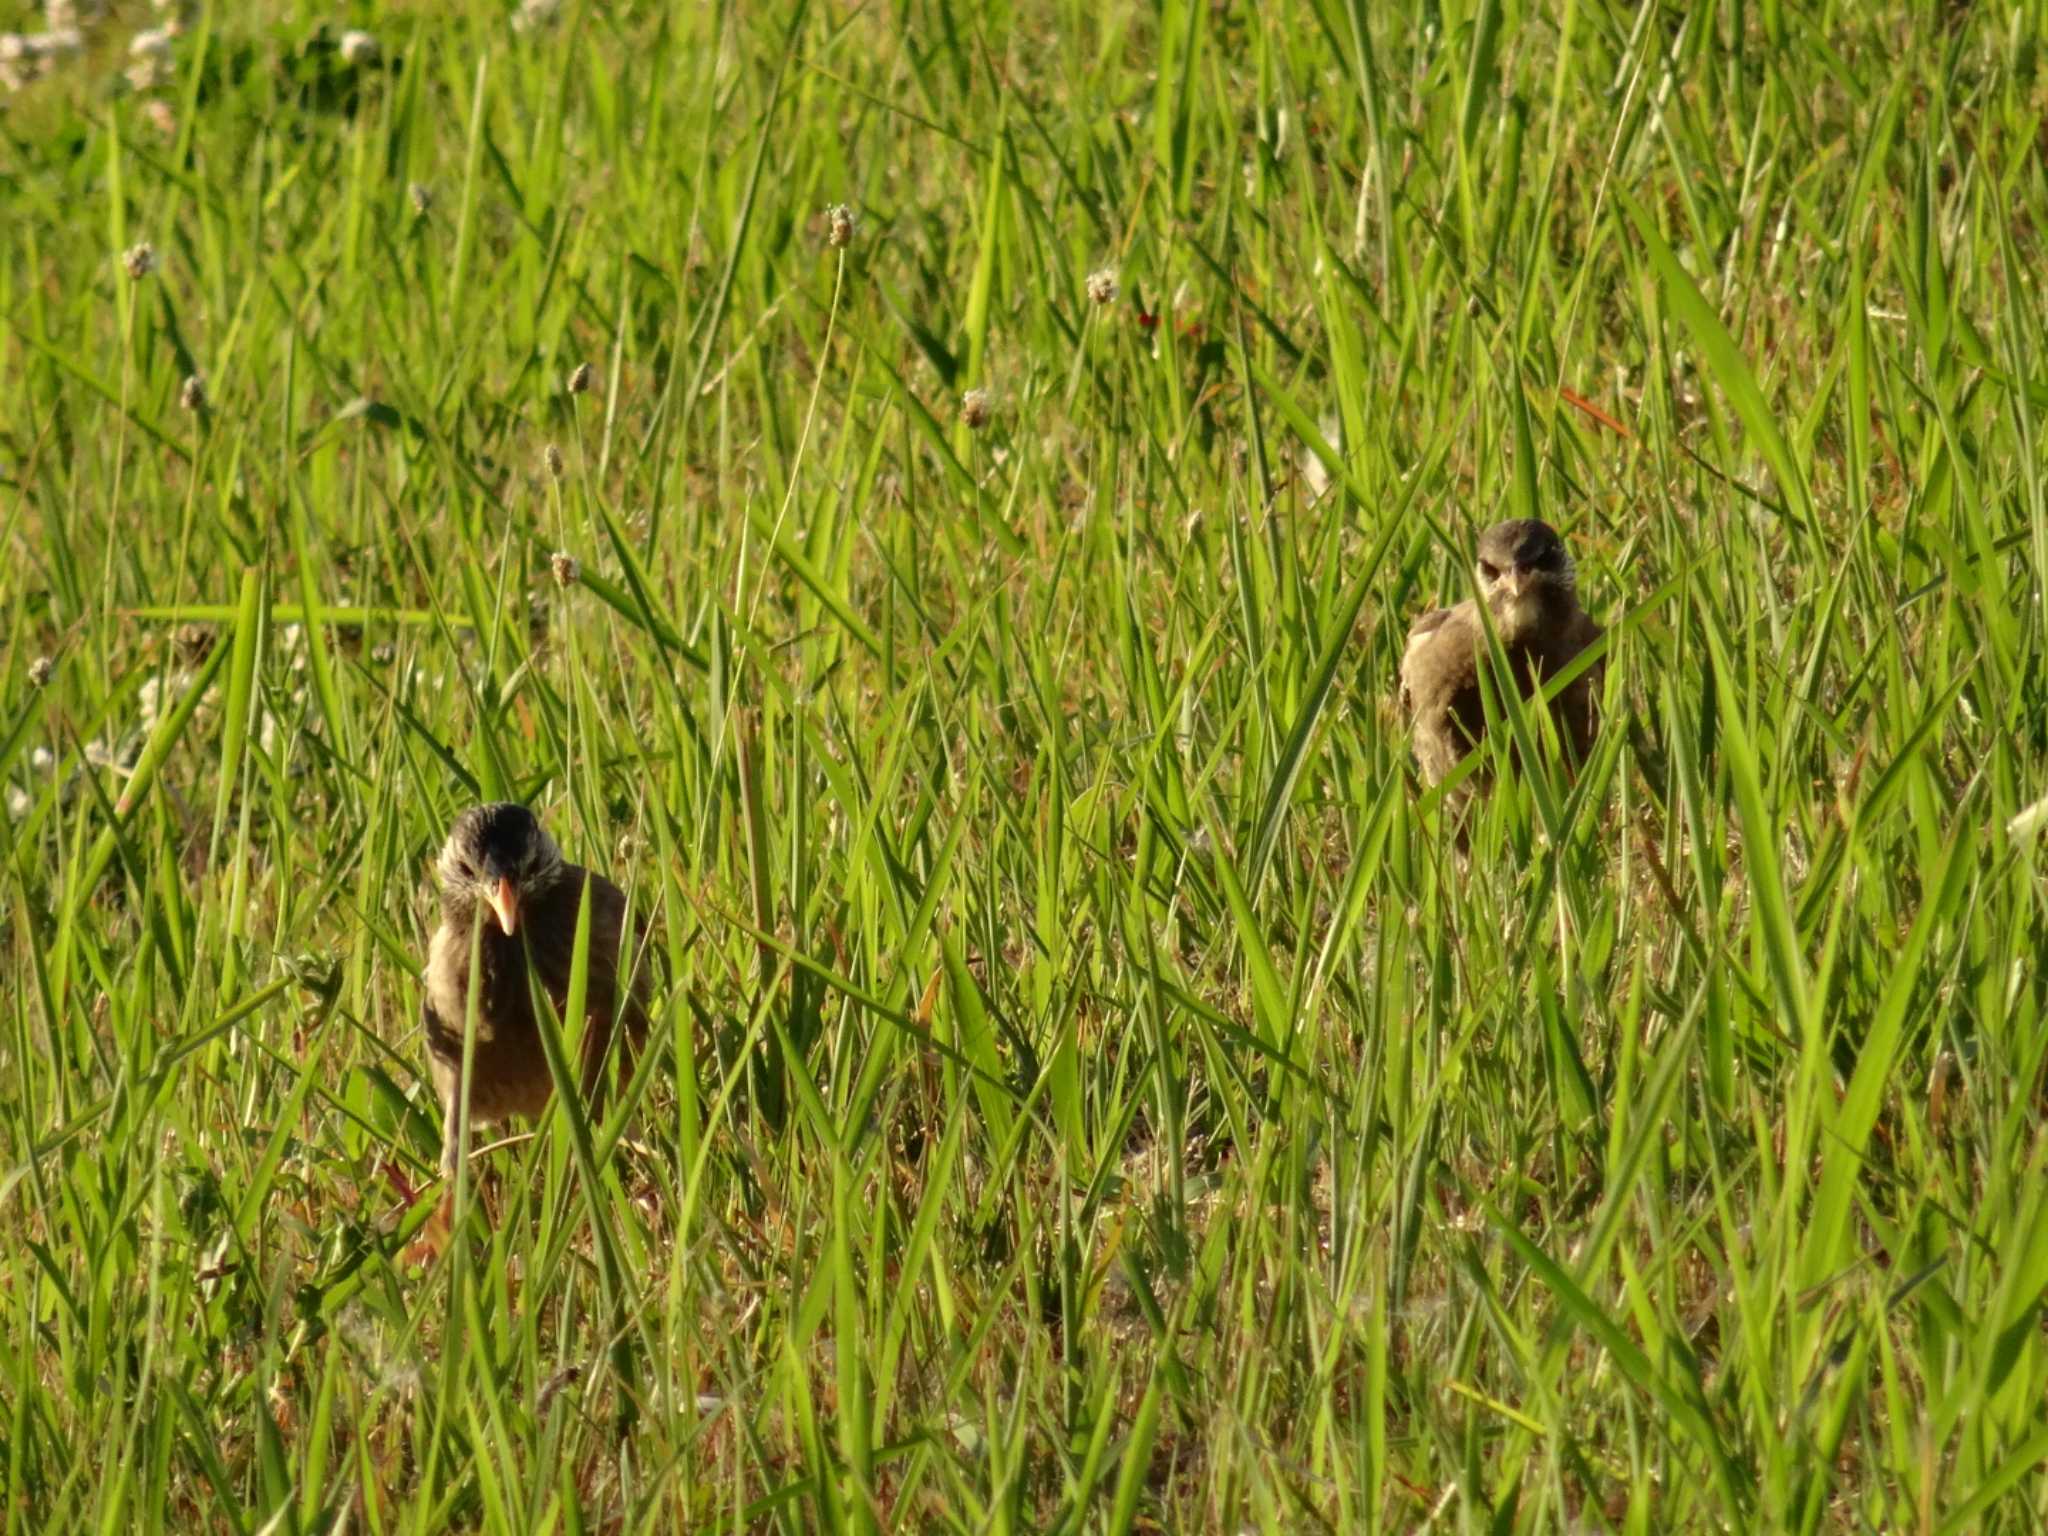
[
  {"x1": 417, "y1": 802, "x2": 648, "y2": 1247},
  {"x1": 1398, "y1": 518, "x2": 1602, "y2": 790}
]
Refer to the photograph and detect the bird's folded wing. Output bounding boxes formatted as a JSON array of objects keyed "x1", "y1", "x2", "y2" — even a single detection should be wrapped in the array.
[
  {"x1": 1559, "y1": 610, "x2": 1603, "y2": 665},
  {"x1": 1403, "y1": 603, "x2": 1456, "y2": 652},
  {"x1": 420, "y1": 990, "x2": 462, "y2": 1073},
  {"x1": 1549, "y1": 610, "x2": 1606, "y2": 754},
  {"x1": 585, "y1": 872, "x2": 653, "y2": 1041},
  {"x1": 421, "y1": 922, "x2": 478, "y2": 1050},
  {"x1": 524, "y1": 868, "x2": 650, "y2": 1033},
  {"x1": 1399, "y1": 603, "x2": 1481, "y2": 713}
]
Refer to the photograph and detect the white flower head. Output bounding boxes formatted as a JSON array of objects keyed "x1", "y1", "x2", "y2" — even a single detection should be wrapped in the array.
[
  {"x1": 511, "y1": 0, "x2": 561, "y2": 33},
  {"x1": 31, "y1": 27, "x2": 84, "y2": 59},
  {"x1": 125, "y1": 55, "x2": 172, "y2": 91}
]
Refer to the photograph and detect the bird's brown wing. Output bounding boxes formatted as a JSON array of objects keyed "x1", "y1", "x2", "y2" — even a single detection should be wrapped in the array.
[
  {"x1": 421, "y1": 920, "x2": 471, "y2": 1066},
  {"x1": 1398, "y1": 605, "x2": 1456, "y2": 705},
  {"x1": 527, "y1": 865, "x2": 650, "y2": 1096},
  {"x1": 1543, "y1": 608, "x2": 1604, "y2": 762},
  {"x1": 419, "y1": 990, "x2": 463, "y2": 1174},
  {"x1": 582, "y1": 867, "x2": 652, "y2": 1048},
  {"x1": 1399, "y1": 601, "x2": 1488, "y2": 785}
]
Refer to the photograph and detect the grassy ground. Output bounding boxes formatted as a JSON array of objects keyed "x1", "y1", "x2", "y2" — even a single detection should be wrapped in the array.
[{"x1": 5, "y1": 0, "x2": 2048, "y2": 1529}]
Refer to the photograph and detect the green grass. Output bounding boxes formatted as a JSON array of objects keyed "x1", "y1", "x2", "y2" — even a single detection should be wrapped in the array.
[{"x1": 5, "y1": 0, "x2": 2048, "y2": 1529}]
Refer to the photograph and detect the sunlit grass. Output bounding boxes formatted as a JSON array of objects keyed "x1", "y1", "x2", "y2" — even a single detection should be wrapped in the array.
[{"x1": 5, "y1": 1, "x2": 2048, "y2": 1530}]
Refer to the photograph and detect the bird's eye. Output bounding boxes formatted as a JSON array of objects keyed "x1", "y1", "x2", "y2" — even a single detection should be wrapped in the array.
[{"x1": 1478, "y1": 561, "x2": 1499, "y2": 580}]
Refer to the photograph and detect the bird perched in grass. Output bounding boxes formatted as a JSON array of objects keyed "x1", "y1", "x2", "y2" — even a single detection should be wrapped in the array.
[
  {"x1": 419, "y1": 802, "x2": 647, "y2": 1246},
  {"x1": 1399, "y1": 518, "x2": 1602, "y2": 790}
]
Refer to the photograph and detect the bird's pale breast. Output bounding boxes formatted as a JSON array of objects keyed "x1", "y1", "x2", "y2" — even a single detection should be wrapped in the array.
[{"x1": 1399, "y1": 597, "x2": 1601, "y2": 786}]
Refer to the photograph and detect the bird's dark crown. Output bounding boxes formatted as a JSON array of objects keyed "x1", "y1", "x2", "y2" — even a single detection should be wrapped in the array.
[
  {"x1": 1474, "y1": 518, "x2": 1568, "y2": 578},
  {"x1": 437, "y1": 802, "x2": 563, "y2": 894},
  {"x1": 1470, "y1": 518, "x2": 1580, "y2": 642}
]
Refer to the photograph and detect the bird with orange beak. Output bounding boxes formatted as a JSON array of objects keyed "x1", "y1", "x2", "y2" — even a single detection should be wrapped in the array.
[{"x1": 417, "y1": 802, "x2": 647, "y2": 1249}]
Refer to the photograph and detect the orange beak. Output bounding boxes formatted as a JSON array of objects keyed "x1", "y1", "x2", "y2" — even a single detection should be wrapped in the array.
[{"x1": 487, "y1": 875, "x2": 520, "y2": 937}]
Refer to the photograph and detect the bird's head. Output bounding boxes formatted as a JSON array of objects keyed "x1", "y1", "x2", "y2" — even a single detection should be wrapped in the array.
[
  {"x1": 1474, "y1": 518, "x2": 1576, "y2": 640},
  {"x1": 436, "y1": 802, "x2": 565, "y2": 937}
]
